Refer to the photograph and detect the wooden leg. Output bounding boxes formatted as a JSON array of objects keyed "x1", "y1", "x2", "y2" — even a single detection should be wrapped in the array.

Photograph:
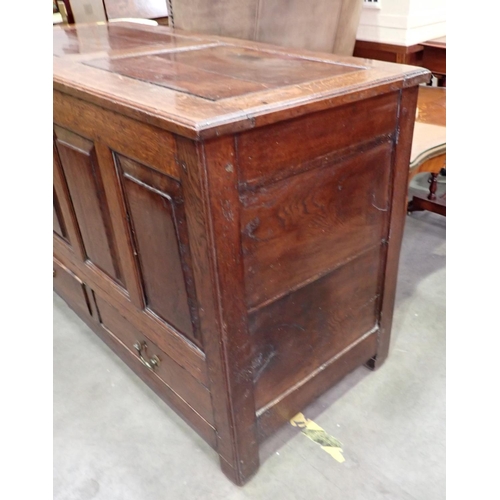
[
  {"x1": 219, "y1": 456, "x2": 259, "y2": 486},
  {"x1": 407, "y1": 170, "x2": 446, "y2": 217},
  {"x1": 427, "y1": 173, "x2": 438, "y2": 200},
  {"x1": 437, "y1": 75, "x2": 446, "y2": 87},
  {"x1": 407, "y1": 196, "x2": 446, "y2": 216},
  {"x1": 368, "y1": 87, "x2": 420, "y2": 370}
]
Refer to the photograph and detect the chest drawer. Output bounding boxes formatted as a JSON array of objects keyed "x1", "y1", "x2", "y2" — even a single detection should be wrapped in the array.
[{"x1": 93, "y1": 294, "x2": 214, "y2": 426}]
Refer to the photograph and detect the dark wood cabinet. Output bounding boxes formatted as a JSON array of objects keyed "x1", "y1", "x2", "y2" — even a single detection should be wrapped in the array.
[{"x1": 53, "y1": 22, "x2": 429, "y2": 485}]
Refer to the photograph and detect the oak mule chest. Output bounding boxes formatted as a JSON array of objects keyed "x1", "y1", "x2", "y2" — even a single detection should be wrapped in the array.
[{"x1": 53, "y1": 22, "x2": 429, "y2": 485}]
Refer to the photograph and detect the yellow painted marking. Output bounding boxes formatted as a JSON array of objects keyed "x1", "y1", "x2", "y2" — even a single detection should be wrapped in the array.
[{"x1": 290, "y1": 412, "x2": 345, "y2": 463}]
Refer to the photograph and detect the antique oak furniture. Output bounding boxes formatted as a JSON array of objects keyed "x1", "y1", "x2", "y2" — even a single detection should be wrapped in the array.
[{"x1": 53, "y1": 22, "x2": 429, "y2": 485}]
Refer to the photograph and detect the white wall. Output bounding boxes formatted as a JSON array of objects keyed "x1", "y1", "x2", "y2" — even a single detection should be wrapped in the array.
[{"x1": 356, "y1": 0, "x2": 446, "y2": 45}]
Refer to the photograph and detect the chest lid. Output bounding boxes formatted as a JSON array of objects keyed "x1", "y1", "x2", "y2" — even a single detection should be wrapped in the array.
[{"x1": 53, "y1": 22, "x2": 430, "y2": 138}]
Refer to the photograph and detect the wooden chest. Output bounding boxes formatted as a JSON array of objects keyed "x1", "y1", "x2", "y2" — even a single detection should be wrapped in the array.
[{"x1": 53, "y1": 22, "x2": 429, "y2": 485}]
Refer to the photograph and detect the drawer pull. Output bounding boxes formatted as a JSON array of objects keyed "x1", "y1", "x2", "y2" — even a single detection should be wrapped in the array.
[{"x1": 133, "y1": 341, "x2": 160, "y2": 372}]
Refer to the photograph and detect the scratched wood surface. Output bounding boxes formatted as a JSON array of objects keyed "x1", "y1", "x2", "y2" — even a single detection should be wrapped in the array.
[{"x1": 53, "y1": 22, "x2": 429, "y2": 138}]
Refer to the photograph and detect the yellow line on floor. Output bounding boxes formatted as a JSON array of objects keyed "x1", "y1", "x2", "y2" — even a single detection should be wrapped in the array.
[{"x1": 290, "y1": 412, "x2": 345, "y2": 463}]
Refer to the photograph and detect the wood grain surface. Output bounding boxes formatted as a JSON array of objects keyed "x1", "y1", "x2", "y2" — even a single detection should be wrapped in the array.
[{"x1": 53, "y1": 22, "x2": 429, "y2": 485}]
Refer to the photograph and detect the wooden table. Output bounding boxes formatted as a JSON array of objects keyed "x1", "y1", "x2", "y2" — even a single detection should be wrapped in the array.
[
  {"x1": 408, "y1": 86, "x2": 446, "y2": 216},
  {"x1": 421, "y1": 36, "x2": 446, "y2": 86},
  {"x1": 354, "y1": 36, "x2": 446, "y2": 86},
  {"x1": 354, "y1": 40, "x2": 424, "y2": 65},
  {"x1": 53, "y1": 22, "x2": 429, "y2": 484}
]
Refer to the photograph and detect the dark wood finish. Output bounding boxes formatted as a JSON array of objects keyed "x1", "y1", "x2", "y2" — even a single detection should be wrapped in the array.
[
  {"x1": 54, "y1": 227, "x2": 209, "y2": 384},
  {"x1": 54, "y1": 126, "x2": 124, "y2": 285},
  {"x1": 200, "y1": 137, "x2": 260, "y2": 484},
  {"x1": 69, "y1": 287, "x2": 218, "y2": 448},
  {"x1": 53, "y1": 142, "x2": 87, "y2": 260},
  {"x1": 53, "y1": 22, "x2": 429, "y2": 485},
  {"x1": 174, "y1": 136, "x2": 260, "y2": 484},
  {"x1": 53, "y1": 188, "x2": 67, "y2": 240},
  {"x1": 421, "y1": 36, "x2": 446, "y2": 86},
  {"x1": 94, "y1": 294, "x2": 213, "y2": 422},
  {"x1": 427, "y1": 173, "x2": 438, "y2": 200},
  {"x1": 53, "y1": 23, "x2": 428, "y2": 139},
  {"x1": 354, "y1": 40, "x2": 424, "y2": 65},
  {"x1": 407, "y1": 86, "x2": 446, "y2": 217},
  {"x1": 53, "y1": 259, "x2": 92, "y2": 319},
  {"x1": 241, "y1": 142, "x2": 393, "y2": 308},
  {"x1": 407, "y1": 194, "x2": 446, "y2": 216},
  {"x1": 85, "y1": 44, "x2": 360, "y2": 101},
  {"x1": 250, "y1": 247, "x2": 382, "y2": 410},
  {"x1": 117, "y1": 154, "x2": 200, "y2": 345},
  {"x1": 354, "y1": 37, "x2": 446, "y2": 87},
  {"x1": 368, "y1": 85, "x2": 420, "y2": 369},
  {"x1": 237, "y1": 92, "x2": 398, "y2": 188},
  {"x1": 53, "y1": 91, "x2": 179, "y2": 180},
  {"x1": 422, "y1": 45, "x2": 446, "y2": 75},
  {"x1": 53, "y1": 89, "x2": 209, "y2": 386},
  {"x1": 257, "y1": 329, "x2": 378, "y2": 441}
]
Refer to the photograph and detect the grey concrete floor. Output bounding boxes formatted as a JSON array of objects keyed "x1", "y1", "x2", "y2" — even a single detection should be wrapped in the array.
[{"x1": 54, "y1": 179, "x2": 445, "y2": 500}]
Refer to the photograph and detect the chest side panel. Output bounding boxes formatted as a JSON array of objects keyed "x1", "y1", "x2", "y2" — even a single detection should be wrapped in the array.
[{"x1": 237, "y1": 93, "x2": 400, "y2": 412}]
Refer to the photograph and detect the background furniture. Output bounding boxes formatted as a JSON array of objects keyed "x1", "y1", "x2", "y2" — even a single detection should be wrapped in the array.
[
  {"x1": 354, "y1": 40, "x2": 424, "y2": 65},
  {"x1": 103, "y1": 0, "x2": 169, "y2": 24},
  {"x1": 421, "y1": 36, "x2": 446, "y2": 87},
  {"x1": 53, "y1": 21, "x2": 429, "y2": 485},
  {"x1": 354, "y1": 36, "x2": 446, "y2": 86},
  {"x1": 55, "y1": 0, "x2": 74, "y2": 24},
  {"x1": 168, "y1": 0, "x2": 363, "y2": 55},
  {"x1": 408, "y1": 86, "x2": 446, "y2": 216},
  {"x1": 59, "y1": 0, "x2": 169, "y2": 24}
]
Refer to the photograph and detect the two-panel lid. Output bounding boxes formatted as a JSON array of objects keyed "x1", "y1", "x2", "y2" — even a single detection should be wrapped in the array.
[{"x1": 53, "y1": 23, "x2": 430, "y2": 138}]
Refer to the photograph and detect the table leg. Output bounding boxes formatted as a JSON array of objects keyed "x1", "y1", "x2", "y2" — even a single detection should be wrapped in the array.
[{"x1": 428, "y1": 173, "x2": 438, "y2": 200}]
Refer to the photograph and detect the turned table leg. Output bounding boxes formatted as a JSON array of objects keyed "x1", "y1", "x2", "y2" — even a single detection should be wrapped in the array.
[
  {"x1": 427, "y1": 173, "x2": 438, "y2": 200},
  {"x1": 407, "y1": 170, "x2": 446, "y2": 217}
]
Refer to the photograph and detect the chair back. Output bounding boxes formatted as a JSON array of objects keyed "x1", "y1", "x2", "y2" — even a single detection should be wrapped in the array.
[{"x1": 168, "y1": 0, "x2": 363, "y2": 56}]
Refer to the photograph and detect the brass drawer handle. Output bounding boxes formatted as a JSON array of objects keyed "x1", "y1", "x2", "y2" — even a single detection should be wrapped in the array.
[{"x1": 133, "y1": 341, "x2": 160, "y2": 372}]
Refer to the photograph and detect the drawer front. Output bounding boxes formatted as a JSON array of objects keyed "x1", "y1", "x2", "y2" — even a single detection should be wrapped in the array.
[
  {"x1": 53, "y1": 259, "x2": 92, "y2": 319},
  {"x1": 93, "y1": 294, "x2": 214, "y2": 425}
]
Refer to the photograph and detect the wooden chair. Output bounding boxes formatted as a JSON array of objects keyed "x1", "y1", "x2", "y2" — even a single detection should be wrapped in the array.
[
  {"x1": 167, "y1": 0, "x2": 363, "y2": 56},
  {"x1": 103, "y1": 0, "x2": 170, "y2": 24}
]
